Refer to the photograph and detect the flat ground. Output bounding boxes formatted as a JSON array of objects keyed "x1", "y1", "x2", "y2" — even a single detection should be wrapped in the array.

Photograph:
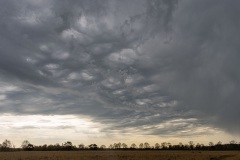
[{"x1": 0, "y1": 151, "x2": 239, "y2": 160}]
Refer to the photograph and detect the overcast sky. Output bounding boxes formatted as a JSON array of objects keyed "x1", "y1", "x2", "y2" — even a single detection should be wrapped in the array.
[{"x1": 0, "y1": 0, "x2": 240, "y2": 147}]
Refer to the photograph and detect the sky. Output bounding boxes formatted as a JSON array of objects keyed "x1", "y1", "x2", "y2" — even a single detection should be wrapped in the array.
[{"x1": 0, "y1": 0, "x2": 240, "y2": 147}]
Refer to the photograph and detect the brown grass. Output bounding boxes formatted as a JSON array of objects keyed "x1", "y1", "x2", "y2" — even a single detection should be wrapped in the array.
[{"x1": 0, "y1": 151, "x2": 239, "y2": 160}]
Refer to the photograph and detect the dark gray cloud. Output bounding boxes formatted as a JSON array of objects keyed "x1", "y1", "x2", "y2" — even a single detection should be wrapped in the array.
[{"x1": 0, "y1": 0, "x2": 239, "y2": 137}]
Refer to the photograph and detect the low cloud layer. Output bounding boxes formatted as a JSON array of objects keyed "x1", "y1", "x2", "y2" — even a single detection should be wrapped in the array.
[{"x1": 0, "y1": 0, "x2": 240, "y2": 139}]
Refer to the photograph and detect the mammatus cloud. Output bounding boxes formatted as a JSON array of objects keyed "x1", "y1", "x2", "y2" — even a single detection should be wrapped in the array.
[{"x1": 0, "y1": 0, "x2": 239, "y2": 142}]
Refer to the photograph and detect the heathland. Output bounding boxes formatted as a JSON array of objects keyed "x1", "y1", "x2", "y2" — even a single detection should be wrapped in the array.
[{"x1": 0, "y1": 151, "x2": 240, "y2": 160}]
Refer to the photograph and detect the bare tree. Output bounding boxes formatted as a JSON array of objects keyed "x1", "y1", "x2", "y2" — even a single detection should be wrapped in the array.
[
  {"x1": 100, "y1": 145, "x2": 106, "y2": 149},
  {"x1": 109, "y1": 144, "x2": 113, "y2": 149},
  {"x1": 113, "y1": 142, "x2": 121, "y2": 149},
  {"x1": 21, "y1": 140, "x2": 34, "y2": 151},
  {"x1": 161, "y1": 142, "x2": 167, "y2": 149},
  {"x1": 139, "y1": 143, "x2": 143, "y2": 149},
  {"x1": 78, "y1": 144, "x2": 84, "y2": 149},
  {"x1": 195, "y1": 143, "x2": 203, "y2": 150},
  {"x1": 209, "y1": 142, "x2": 214, "y2": 147},
  {"x1": 230, "y1": 140, "x2": 237, "y2": 144},
  {"x1": 2, "y1": 139, "x2": 12, "y2": 151},
  {"x1": 122, "y1": 143, "x2": 128, "y2": 149},
  {"x1": 113, "y1": 143, "x2": 117, "y2": 149},
  {"x1": 217, "y1": 141, "x2": 222, "y2": 145},
  {"x1": 178, "y1": 142, "x2": 183, "y2": 149},
  {"x1": 130, "y1": 143, "x2": 137, "y2": 149},
  {"x1": 155, "y1": 143, "x2": 160, "y2": 149},
  {"x1": 118, "y1": 142, "x2": 121, "y2": 149},
  {"x1": 144, "y1": 142, "x2": 150, "y2": 149},
  {"x1": 63, "y1": 141, "x2": 73, "y2": 150},
  {"x1": 189, "y1": 141, "x2": 194, "y2": 149}
]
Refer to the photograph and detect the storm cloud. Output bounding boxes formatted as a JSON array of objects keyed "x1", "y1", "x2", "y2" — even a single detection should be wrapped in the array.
[{"x1": 0, "y1": 0, "x2": 239, "y2": 140}]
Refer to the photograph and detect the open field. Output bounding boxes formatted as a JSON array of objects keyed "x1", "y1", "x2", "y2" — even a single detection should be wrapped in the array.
[{"x1": 0, "y1": 151, "x2": 239, "y2": 160}]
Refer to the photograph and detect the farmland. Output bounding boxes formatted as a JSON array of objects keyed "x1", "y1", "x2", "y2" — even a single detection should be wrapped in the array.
[{"x1": 0, "y1": 151, "x2": 239, "y2": 160}]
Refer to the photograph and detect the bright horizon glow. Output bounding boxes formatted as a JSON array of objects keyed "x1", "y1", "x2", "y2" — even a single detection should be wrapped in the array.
[{"x1": 1, "y1": 114, "x2": 239, "y2": 148}]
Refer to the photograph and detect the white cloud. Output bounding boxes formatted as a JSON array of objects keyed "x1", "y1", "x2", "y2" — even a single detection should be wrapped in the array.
[{"x1": 108, "y1": 49, "x2": 137, "y2": 65}]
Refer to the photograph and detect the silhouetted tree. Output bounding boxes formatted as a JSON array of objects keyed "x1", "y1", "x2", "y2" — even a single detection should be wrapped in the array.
[
  {"x1": 63, "y1": 141, "x2": 73, "y2": 150},
  {"x1": 21, "y1": 140, "x2": 34, "y2": 151},
  {"x1": 117, "y1": 142, "x2": 121, "y2": 149},
  {"x1": 0, "y1": 138, "x2": 238, "y2": 151},
  {"x1": 41, "y1": 144, "x2": 48, "y2": 151},
  {"x1": 184, "y1": 143, "x2": 189, "y2": 149},
  {"x1": 155, "y1": 143, "x2": 160, "y2": 149},
  {"x1": 78, "y1": 144, "x2": 85, "y2": 149},
  {"x1": 178, "y1": 142, "x2": 184, "y2": 149},
  {"x1": 217, "y1": 141, "x2": 222, "y2": 145},
  {"x1": 228, "y1": 140, "x2": 238, "y2": 150},
  {"x1": 112, "y1": 142, "x2": 121, "y2": 149},
  {"x1": 100, "y1": 145, "x2": 106, "y2": 149},
  {"x1": 230, "y1": 140, "x2": 237, "y2": 144},
  {"x1": 168, "y1": 142, "x2": 172, "y2": 149},
  {"x1": 113, "y1": 143, "x2": 117, "y2": 149},
  {"x1": 144, "y1": 142, "x2": 150, "y2": 149},
  {"x1": 130, "y1": 143, "x2": 137, "y2": 149},
  {"x1": 195, "y1": 143, "x2": 202, "y2": 150},
  {"x1": 1, "y1": 139, "x2": 12, "y2": 151},
  {"x1": 189, "y1": 141, "x2": 194, "y2": 150},
  {"x1": 209, "y1": 142, "x2": 214, "y2": 150},
  {"x1": 209, "y1": 142, "x2": 214, "y2": 147},
  {"x1": 215, "y1": 141, "x2": 223, "y2": 150},
  {"x1": 109, "y1": 144, "x2": 113, "y2": 149},
  {"x1": 122, "y1": 143, "x2": 128, "y2": 149},
  {"x1": 89, "y1": 144, "x2": 98, "y2": 150},
  {"x1": 161, "y1": 142, "x2": 167, "y2": 149},
  {"x1": 47, "y1": 144, "x2": 54, "y2": 151},
  {"x1": 54, "y1": 143, "x2": 61, "y2": 150}
]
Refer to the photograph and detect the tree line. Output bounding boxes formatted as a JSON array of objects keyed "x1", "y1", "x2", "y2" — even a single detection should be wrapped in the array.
[{"x1": 0, "y1": 139, "x2": 240, "y2": 151}]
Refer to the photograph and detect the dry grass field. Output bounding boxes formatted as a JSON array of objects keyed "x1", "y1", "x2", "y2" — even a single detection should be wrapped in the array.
[{"x1": 0, "y1": 151, "x2": 239, "y2": 160}]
